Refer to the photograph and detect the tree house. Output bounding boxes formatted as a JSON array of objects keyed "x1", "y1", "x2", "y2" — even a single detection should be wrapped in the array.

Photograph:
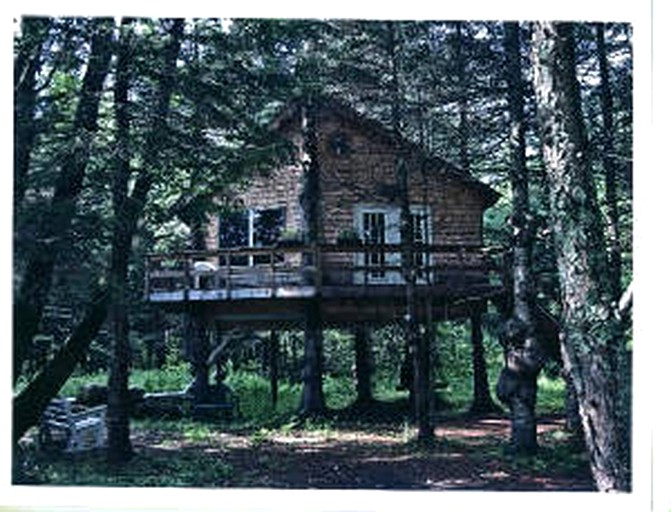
[{"x1": 145, "y1": 96, "x2": 503, "y2": 415}]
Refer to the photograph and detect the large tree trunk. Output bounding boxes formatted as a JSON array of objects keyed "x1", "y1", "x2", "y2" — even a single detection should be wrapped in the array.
[
  {"x1": 353, "y1": 326, "x2": 373, "y2": 406},
  {"x1": 105, "y1": 18, "x2": 184, "y2": 464},
  {"x1": 595, "y1": 23, "x2": 622, "y2": 299},
  {"x1": 531, "y1": 21, "x2": 630, "y2": 491},
  {"x1": 13, "y1": 18, "x2": 114, "y2": 384},
  {"x1": 300, "y1": 302, "x2": 325, "y2": 415},
  {"x1": 298, "y1": 96, "x2": 326, "y2": 416},
  {"x1": 13, "y1": 287, "x2": 110, "y2": 445},
  {"x1": 106, "y1": 18, "x2": 134, "y2": 464},
  {"x1": 495, "y1": 21, "x2": 545, "y2": 455}
]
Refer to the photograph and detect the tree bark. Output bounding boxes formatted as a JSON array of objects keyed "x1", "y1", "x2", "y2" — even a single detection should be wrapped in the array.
[
  {"x1": 105, "y1": 18, "x2": 184, "y2": 464},
  {"x1": 468, "y1": 313, "x2": 500, "y2": 415},
  {"x1": 13, "y1": 18, "x2": 115, "y2": 384},
  {"x1": 187, "y1": 312, "x2": 210, "y2": 404},
  {"x1": 299, "y1": 301, "x2": 325, "y2": 415},
  {"x1": 596, "y1": 23, "x2": 622, "y2": 299},
  {"x1": 386, "y1": 20, "x2": 433, "y2": 444},
  {"x1": 353, "y1": 325, "x2": 373, "y2": 406},
  {"x1": 13, "y1": 17, "x2": 50, "y2": 206},
  {"x1": 454, "y1": 21, "x2": 471, "y2": 173},
  {"x1": 106, "y1": 17, "x2": 135, "y2": 464},
  {"x1": 496, "y1": 21, "x2": 545, "y2": 455},
  {"x1": 13, "y1": 287, "x2": 110, "y2": 444},
  {"x1": 298, "y1": 96, "x2": 325, "y2": 416},
  {"x1": 531, "y1": 21, "x2": 630, "y2": 491}
]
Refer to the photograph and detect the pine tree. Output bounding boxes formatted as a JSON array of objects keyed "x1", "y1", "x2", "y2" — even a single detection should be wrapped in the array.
[{"x1": 531, "y1": 21, "x2": 630, "y2": 491}]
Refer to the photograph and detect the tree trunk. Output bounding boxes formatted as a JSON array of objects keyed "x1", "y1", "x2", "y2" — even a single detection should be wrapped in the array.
[
  {"x1": 454, "y1": 21, "x2": 471, "y2": 173},
  {"x1": 298, "y1": 94, "x2": 325, "y2": 416},
  {"x1": 564, "y1": 373, "x2": 582, "y2": 434},
  {"x1": 531, "y1": 21, "x2": 630, "y2": 491},
  {"x1": 13, "y1": 17, "x2": 50, "y2": 206},
  {"x1": 187, "y1": 312, "x2": 210, "y2": 404},
  {"x1": 596, "y1": 23, "x2": 622, "y2": 299},
  {"x1": 495, "y1": 21, "x2": 545, "y2": 454},
  {"x1": 415, "y1": 302, "x2": 434, "y2": 444},
  {"x1": 13, "y1": 288, "x2": 110, "y2": 444},
  {"x1": 353, "y1": 325, "x2": 373, "y2": 406},
  {"x1": 386, "y1": 20, "x2": 433, "y2": 445},
  {"x1": 106, "y1": 18, "x2": 134, "y2": 464},
  {"x1": 105, "y1": 18, "x2": 184, "y2": 464},
  {"x1": 299, "y1": 301, "x2": 325, "y2": 415},
  {"x1": 13, "y1": 18, "x2": 115, "y2": 384},
  {"x1": 468, "y1": 313, "x2": 500, "y2": 415}
]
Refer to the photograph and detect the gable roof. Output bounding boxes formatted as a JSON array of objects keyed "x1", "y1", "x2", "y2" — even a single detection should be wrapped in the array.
[{"x1": 273, "y1": 94, "x2": 499, "y2": 208}]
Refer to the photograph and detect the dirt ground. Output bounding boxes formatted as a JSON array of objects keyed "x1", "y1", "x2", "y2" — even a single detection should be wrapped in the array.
[{"x1": 132, "y1": 414, "x2": 594, "y2": 491}]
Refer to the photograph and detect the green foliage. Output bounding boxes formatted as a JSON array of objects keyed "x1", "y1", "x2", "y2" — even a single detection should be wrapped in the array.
[
  {"x1": 29, "y1": 448, "x2": 233, "y2": 487},
  {"x1": 226, "y1": 370, "x2": 301, "y2": 422},
  {"x1": 131, "y1": 362, "x2": 192, "y2": 393},
  {"x1": 323, "y1": 374, "x2": 356, "y2": 410},
  {"x1": 536, "y1": 373, "x2": 566, "y2": 415}
]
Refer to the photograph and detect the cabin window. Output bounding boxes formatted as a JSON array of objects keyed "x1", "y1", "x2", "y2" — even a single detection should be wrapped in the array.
[
  {"x1": 411, "y1": 207, "x2": 431, "y2": 279},
  {"x1": 362, "y1": 212, "x2": 386, "y2": 278},
  {"x1": 219, "y1": 207, "x2": 286, "y2": 266},
  {"x1": 353, "y1": 204, "x2": 430, "y2": 284},
  {"x1": 219, "y1": 210, "x2": 248, "y2": 266}
]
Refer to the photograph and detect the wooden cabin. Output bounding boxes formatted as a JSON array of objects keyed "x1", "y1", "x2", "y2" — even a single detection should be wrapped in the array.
[
  {"x1": 146, "y1": 97, "x2": 501, "y2": 324},
  {"x1": 145, "y1": 96, "x2": 503, "y2": 411}
]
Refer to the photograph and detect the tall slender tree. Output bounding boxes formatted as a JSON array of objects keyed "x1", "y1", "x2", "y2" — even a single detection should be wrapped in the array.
[
  {"x1": 494, "y1": 21, "x2": 546, "y2": 454},
  {"x1": 106, "y1": 18, "x2": 185, "y2": 463},
  {"x1": 385, "y1": 21, "x2": 433, "y2": 444},
  {"x1": 531, "y1": 21, "x2": 630, "y2": 491}
]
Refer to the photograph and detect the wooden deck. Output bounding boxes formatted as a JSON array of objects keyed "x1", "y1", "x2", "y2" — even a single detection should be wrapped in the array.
[{"x1": 145, "y1": 244, "x2": 504, "y2": 325}]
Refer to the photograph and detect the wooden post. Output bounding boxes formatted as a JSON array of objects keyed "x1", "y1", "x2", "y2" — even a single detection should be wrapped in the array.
[
  {"x1": 187, "y1": 310, "x2": 210, "y2": 405},
  {"x1": 415, "y1": 297, "x2": 434, "y2": 444},
  {"x1": 299, "y1": 301, "x2": 325, "y2": 416},
  {"x1": 354, "y1": 325, "x2": 373, "y2": 406}
]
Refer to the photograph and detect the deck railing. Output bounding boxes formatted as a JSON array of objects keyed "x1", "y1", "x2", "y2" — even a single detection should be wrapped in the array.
[{"x1": 145, "y1": 244, "x2": 503, "y2": 301}]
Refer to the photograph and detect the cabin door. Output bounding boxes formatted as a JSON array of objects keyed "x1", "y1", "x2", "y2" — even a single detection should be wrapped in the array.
[
  {"x1": 354, "y1": 205, "x2": 402, "y2": 284},
  {"x1": 353, "y1": 205, "x2": 431, "y2": 285}
]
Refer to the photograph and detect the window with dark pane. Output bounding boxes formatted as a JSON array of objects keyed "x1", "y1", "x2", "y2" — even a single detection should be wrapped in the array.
[
  {"x1": 253, "y1": 207, "x2": 286, "y2": 264},
  {"x1": 219, "y1": 210, "x2": 248, "y2": 266}
]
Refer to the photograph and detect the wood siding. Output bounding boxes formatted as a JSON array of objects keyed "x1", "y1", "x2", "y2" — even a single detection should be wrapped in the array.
[{"x1": 208, "y1": 102, "x2": 491, "y2": 259}]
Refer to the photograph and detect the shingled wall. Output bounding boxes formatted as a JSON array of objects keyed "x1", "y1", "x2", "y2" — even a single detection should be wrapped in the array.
[{"x1": 207, "y1": 102, "x2": 490, "y2": 261}]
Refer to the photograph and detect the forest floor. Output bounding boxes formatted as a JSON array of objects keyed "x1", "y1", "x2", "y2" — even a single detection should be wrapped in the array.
[{"x1": 18, "y1": 405, "x2": 594, "y2": 491}]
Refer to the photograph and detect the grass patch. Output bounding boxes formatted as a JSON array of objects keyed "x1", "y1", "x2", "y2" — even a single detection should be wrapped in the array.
[
  {"x1": 536, "y1": 373, "x2": 566, "y2": 415},
  {"x1": 33, "y1": 450, "x2": 233, "y2": 487}
]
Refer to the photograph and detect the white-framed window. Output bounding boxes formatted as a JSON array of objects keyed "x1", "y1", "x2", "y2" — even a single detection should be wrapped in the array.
[
  {"x1": 411, "y1": 205, "x2": 432, "y2": 282},
  {"x1": 353, "y1": 204, "x2": 431, "y2": 284},
  {"x1": 219, "y1": 207, "x2": 286, "y2": 265}
]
